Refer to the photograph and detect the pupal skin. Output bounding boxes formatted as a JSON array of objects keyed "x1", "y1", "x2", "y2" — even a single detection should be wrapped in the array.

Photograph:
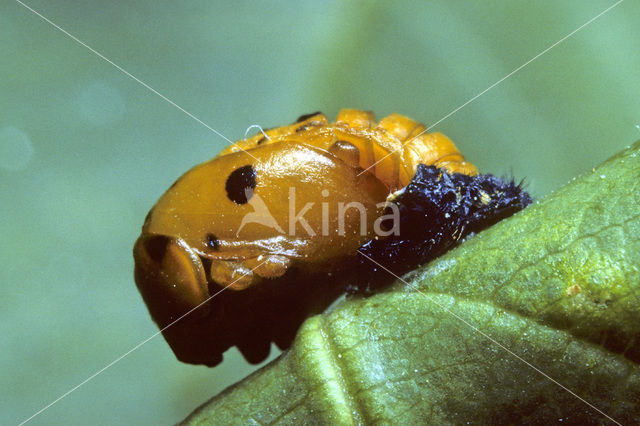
[
  {"x1": 133, "y1": 109, "x2": 530, "y2": 366},
  {"x1": 353, "y1": 164, "x2": 533, "y2": 293}
]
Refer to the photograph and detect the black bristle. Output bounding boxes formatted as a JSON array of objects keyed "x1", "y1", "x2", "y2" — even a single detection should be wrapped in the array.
[{"x1": 353, "y1": 165, "x2": 533, "y2": 293}]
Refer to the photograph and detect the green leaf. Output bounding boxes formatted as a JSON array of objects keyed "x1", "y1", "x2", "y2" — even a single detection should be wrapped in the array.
[{"x1": 182, "y1": 141, "x2": 640, "y2": 425}]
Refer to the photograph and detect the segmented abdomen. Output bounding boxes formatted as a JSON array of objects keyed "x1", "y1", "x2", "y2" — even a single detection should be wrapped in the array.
[{"x1": 219, "y1": 109, "x2": 477, "y2": 192}]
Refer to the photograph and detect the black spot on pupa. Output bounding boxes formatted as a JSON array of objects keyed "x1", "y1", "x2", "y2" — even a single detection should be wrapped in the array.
[
  {"x1": 206, "y1": 234, "x2": 220, "y2": 250},
  {"x1": 257, "y1": 136, "x2": 267, "y2": 145},
  {"x1": 296, "y1": 121, "x2": 324, "y2": 132},
  {"x1": 295, "y1": 111, "x2": 322, "y2": 123},
  {"x1": 144, "y1": 235, "x2": 170, "y2": 263},
  {"x1": 225, "y1": 165, "x2": 257, "y2": 204}
]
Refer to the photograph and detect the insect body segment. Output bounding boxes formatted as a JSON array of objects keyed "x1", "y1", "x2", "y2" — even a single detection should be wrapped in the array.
[{"x1": 221, "y1": 109, "x2": 477, "y2": 192}]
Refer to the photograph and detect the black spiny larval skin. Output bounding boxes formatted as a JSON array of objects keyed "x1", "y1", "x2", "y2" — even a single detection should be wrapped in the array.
[{"x1": 352, "y1": 164, "x2": 533, "y2": 293}]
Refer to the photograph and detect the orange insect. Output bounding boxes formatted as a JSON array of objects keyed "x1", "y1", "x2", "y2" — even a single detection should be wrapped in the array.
[{"x1": 133, "y1": 109, "x2": 481, "y2": 365}]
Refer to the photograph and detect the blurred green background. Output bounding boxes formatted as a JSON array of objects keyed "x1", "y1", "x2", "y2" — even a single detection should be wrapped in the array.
[{"x1": 1, "y1": 1, "x2": 638, "y2": 424}]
